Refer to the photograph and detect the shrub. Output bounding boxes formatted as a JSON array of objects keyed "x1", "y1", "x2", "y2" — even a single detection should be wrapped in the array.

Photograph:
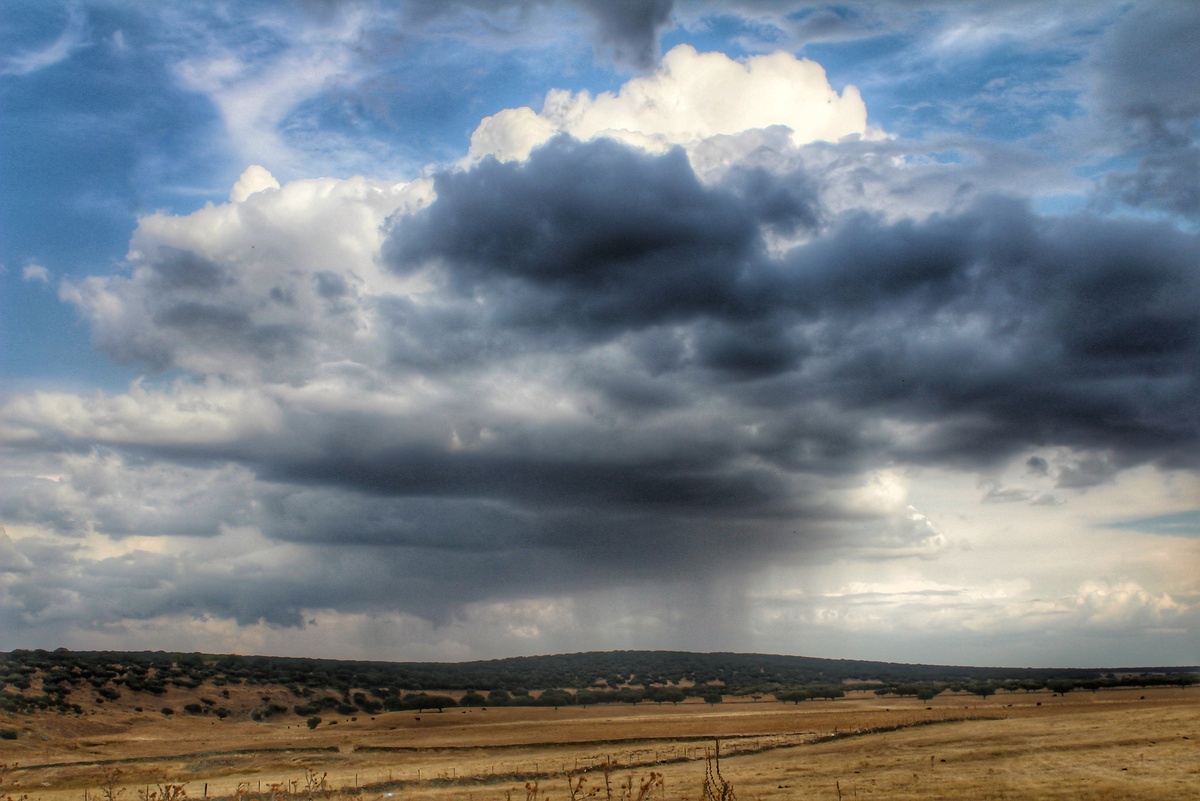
[{"x1": 306, "y1": 716, "x2": 321, "y2": 729}]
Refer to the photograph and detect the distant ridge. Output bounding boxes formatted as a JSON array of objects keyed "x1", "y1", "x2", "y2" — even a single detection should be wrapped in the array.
[{"x1": 4, "y1": 647, "x2": 1197, "y2": 693}]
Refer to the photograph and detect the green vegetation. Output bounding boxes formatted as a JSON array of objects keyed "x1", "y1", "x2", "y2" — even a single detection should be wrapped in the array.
[{"x1": 0, "y1": 648, "x2": 1195, "y2": 722}]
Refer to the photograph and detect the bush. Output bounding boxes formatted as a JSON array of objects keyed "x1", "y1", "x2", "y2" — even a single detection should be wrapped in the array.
[
  {"x1": 307, "y1": 716, "x2": 322, "y2": 729},
  {"x1": 161, "y1": 707, "x2": 175, "y2": 716},
  {"x1": 0, "y1": 728, "x2": 17, "y2": 740}
]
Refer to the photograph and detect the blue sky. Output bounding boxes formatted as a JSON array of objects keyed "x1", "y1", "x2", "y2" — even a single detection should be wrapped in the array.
[{"x1": 1, "y1": 1, "x2": 1197, "y2": 668}]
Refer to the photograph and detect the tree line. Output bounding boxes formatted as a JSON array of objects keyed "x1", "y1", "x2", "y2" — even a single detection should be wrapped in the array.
[{"x1": 2, "y1": 648, "x2": 1195, "y2": 718}]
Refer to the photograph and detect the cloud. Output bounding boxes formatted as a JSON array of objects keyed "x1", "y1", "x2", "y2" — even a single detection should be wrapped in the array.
[
  {"x1": 0, "y1": 529, "x2": 33, "y2": 573},
  {"x1": 1090, "y1": 3, "x2": 1200, "y2": 216},
  {"x1": 1107, "y1": 510, "x2": 1200, "y2": 539},
  {"x1": 148, "y1": 0, "x2": 678, "y2": 175},
  {"x1": 3, "y1": 9, "x2": 1199, "y2": 663},
  {"x1": 59, "y1": 172, "x2": 433, "y2": 380},
  {"x1": 578, "y1": 0, "x2": 675, "y2": 69},
  {"x1": 22, "y1": 263, "x2": 51, "y2": 285},
  {"x1": 0, "y1": 379, "x2": 281, "y2": 448},
  {"x1": 1, "y1": 5, "x2": 87, "y2": 77},
  {"x1": 6, "y1": 122, "x2": 1195, "y2": 645},
  {"x1": 397, "y1": 0, "x2": 675, "y2": 67},
  {"x1": 171, "y1": 8, "x2": 368, "y2": 172},
  {"x1": 753, "y1": 572, "x2": 1192, "y2": 646},
  {"x1": 1075, "y1": 577, "x2": 1186, "y2": 628},
  {"x1": 981, "y1": 486, "x2": 1059, "y2": 506},
  {"x1": 229, "y1": 165, "x2": 280, "y2": 203},
  {"x1": 388, "y1": 137, "x2": 776, "y2": 345},
  {"x1": 675, "y1": 1, "x2": 1128, "y2": 54},
  {"x1": 468, "y1": 44, "x2": 872, "y2": 162},
  {"x1": 0, "y1": 449, "x2": 257, "y2": 540}
]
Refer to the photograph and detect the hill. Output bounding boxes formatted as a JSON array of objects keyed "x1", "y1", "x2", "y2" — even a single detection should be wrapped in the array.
[{"x1": 2, "y1": 647, "x2": 1196, "y2": 726}]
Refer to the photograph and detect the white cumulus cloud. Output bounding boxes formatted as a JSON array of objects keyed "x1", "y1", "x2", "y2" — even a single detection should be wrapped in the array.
[
  {"x1": 468, "y1": 44, "x2": 875, "y2": 163},
  {"x1": 22, "y1": 262, "x2": 51, "y2": 285}
]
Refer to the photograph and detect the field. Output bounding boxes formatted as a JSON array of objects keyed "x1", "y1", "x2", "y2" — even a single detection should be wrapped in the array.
[{"x1": 3, "y1": 686, "x2": 1197, "y2": 801}]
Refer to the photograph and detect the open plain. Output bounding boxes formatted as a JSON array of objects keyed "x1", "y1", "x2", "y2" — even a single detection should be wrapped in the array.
[{"x1": 3, "y1": 686, "x2": 1197, "y2": 801}]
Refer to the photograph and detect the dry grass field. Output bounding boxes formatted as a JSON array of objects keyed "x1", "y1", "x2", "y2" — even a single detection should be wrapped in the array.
[{"x1": 3, "y1": 686, "x2": 1197, "y2": 801}]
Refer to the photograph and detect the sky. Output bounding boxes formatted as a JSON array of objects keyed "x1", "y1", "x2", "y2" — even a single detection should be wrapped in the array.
[{"x1": 1, "y1": 1, "x2": 1198, "y2": 669}]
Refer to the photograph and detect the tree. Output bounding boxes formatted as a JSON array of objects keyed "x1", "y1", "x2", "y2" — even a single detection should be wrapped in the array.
[
  {"x1": 306, "y1": 716, "x2": 321, "y2": 729},
  {"x1": 536, "y1": 688, "x2": 575, "y2": 707},
  {"x1": 645, "y1": 687, "x2": 675, "y2": 705},
  {"x1": 402, "y1": 693, "x2": 456, "y2": 712},
  {"x1": 967, "y1": 682, "x2": 995, "y2": 699},
  {"x1": 657, "y1": 687, "x2": 685, "y2": 705}
]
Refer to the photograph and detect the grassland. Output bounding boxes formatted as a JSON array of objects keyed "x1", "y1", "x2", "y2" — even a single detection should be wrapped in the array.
[{"x1": 3, "y1": 685, "x2": 1196, "y2": 801}]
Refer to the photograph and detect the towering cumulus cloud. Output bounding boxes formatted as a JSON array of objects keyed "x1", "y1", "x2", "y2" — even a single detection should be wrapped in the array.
[
  {"x1": 1, "y1": 3, "x2": 1197, "y2": 664},
  {"x1": 468, "y1": 45, "x2": 872, "y2": 162}
]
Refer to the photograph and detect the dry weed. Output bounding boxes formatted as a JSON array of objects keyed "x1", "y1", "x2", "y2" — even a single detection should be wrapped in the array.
[
  {"x1": 1, "y1": 763, "x2": 30, "y2": 801},
  {"x1": 701, "y1": 741, "x2": 735, "y2": 801}
]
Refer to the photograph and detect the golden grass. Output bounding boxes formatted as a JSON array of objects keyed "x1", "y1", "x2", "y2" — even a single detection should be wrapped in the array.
[{"x1": 3, "y1": 687, "x2": 1196, "y2": 801}]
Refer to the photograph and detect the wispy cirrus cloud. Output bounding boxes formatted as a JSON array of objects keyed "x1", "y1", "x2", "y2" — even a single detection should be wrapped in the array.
[{"x1": 1, "y1": 5, "x2": 87, "y2": 77}]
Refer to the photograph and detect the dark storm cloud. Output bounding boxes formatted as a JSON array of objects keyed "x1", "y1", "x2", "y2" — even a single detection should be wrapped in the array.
[
  {"x1": 397, "y1": 0, "x2": 674, "y2": 68},
  {"x1": 722, "y1": 165, "x2": 821, "y2": 236},
  {"x1": 789, "y1": 199, "x2": 1199, "y2": 467},
  {"x1": 263, "y1": 446, "x2": 788, "y2": 513},
  {"x1": 578, "y1": 0, "x2": 674, "y2": 69},
  {"x1": 386, "y1": 137, "x2": 773, "y2": 344},
  {"x1": 385, "y1": 142, "x2": 1200, "y2": 472},
  {"x1": 250, "y1": 483, "x2": 814, "y2": 609}
]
